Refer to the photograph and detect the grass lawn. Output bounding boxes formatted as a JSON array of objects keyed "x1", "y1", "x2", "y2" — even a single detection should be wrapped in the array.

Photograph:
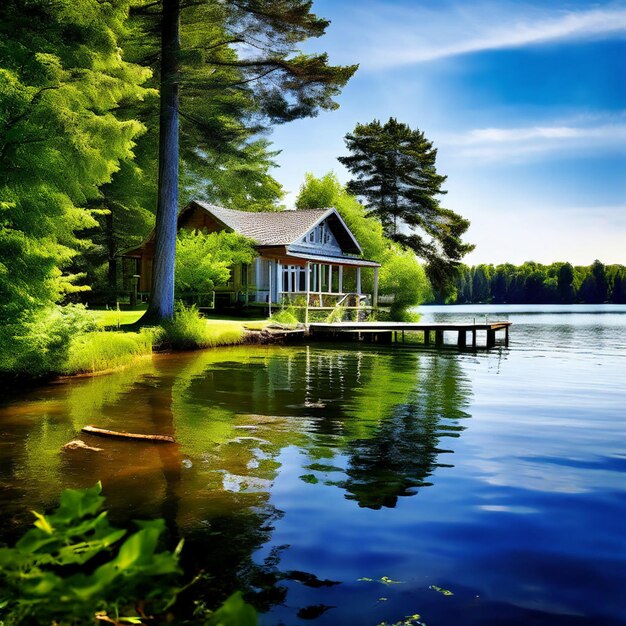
[
  {"x1": 89, "y1": 307, "x2": 268, "y2": 332},
  {"x1": 90, "y1": 307, "x2": 146, "y2": 328}
]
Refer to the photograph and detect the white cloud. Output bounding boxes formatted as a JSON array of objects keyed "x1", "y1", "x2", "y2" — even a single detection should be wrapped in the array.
[
  {"x1": 437, "y1": 117, "x2": 626, "y2": 160},
  {"x1": 341, "y1": 2, "x2": 626, "y2": 68}
]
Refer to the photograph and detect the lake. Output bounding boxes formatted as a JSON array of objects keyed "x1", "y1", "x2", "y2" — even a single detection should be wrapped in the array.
[{"x1": 1, "y1": 304, "x2": 625, "y2": 625}]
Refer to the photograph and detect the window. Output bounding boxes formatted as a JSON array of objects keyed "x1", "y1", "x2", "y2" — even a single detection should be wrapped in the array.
[{"x1": 323, "y1": 225, "x2": 331, "y2": 244}]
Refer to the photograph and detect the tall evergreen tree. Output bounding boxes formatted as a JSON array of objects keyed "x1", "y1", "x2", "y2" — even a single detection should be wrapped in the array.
[
  {"x1": 130, "y1": 0, "x2": 357, "y2": 323},
  {"x1": 0, "y1": 0, "x2": 149, "y2": 327},
  {"x1": 338, "y1": 117, "x2": 473, "y2": 288}
]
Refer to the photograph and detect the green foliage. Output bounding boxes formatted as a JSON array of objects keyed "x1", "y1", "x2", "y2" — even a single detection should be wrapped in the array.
[
  {"x1": 338, "y1": 118, "x2": 474, "y2": 287},
  {"x1": 160, "y1": 303, "x2": 244, "y2": 350},
  {"x1": 0, "y1": 483, "x2": 181, "y2": 625},
  {"x1": 175, "y1": 230, "x2": 256, "y2": 295},
  {"x1": 0, "y1": 305, "x2": 154, "y2": 377},
  {"x1": 326, "y1": 304, "x2": 346, "y2": 323},
  {"x1": 202, "y1": 591, "x2": 258, "y2": 626},
  {"x1": 270, "y1": 308, "x2": 300, "y2": 326},
  {"x1": 450, "y1": 260, "x2": 625, "y2": 304},
  {"x1": 296, "y1": 173, "x2": 432, "y2": 318},
  {"x1": 380, "y1": 252, "x2": 430, "y2": 320},
  {"x1": 64, "y1": 329, "x2": 154, "y2": 375},
  {"x1": 0, "y1": 484, "x2": 258, "y2": 626},
  {"x1": 0, "y1": 0, "x2": 150, "y2": 325},
  {"x1": 127, "y1": 0, "x2": 355, "y2": 214},
  {"x1": 0, "y1": 304, "x2": 98, "y2": 376}
]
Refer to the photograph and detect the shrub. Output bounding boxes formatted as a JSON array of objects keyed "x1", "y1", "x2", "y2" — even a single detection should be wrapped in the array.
[
  {"x1": 160, "y1": 303, "x2": 244, "y2": 350},
  {"x1": 64, "y1": 329, "x2": 154, "y2": 374},
  {"x1": 176, "y1": 230, "x2": 256, "y2": 295},
  {"x1": 160, "y1": 303, "x2": 208, "y2": 349},
  {"x1": 2, "y1": 304, "x2": 99, "y2": 376},
  {"x1": 270, "y1": 307, "x2": 300, "y2": 326},
  {"x1": 0, "y1": 483, "x2": 257, "y2": 626},
  {"x1": 326, "y1": 304, "x2": 345, "y2": 323}
]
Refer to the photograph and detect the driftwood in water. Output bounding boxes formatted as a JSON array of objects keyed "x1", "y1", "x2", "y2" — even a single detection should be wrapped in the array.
[{"x1": 82, "y1": 425, "x2": 175, "y2": 443}]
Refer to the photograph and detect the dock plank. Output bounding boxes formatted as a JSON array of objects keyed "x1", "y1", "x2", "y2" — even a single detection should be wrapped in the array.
[
  {"x1": 308, "y1": 321, "x2": 511, "y2": 332},
  {"x1": 307, "y1": 321, "x2": 511, "y2": 349}
]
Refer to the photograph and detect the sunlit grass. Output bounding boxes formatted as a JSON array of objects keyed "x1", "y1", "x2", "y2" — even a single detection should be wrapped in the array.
[
  {"x1": 65, "y1": 329, "x2": 154, "y2": 374},
  {"x1": 89, "y1": 308, "x2": 146, "y2": 328},
  {"x1": 160, "y1": 306, "x2": 247, "y2": 350},
  {"x1": 203, "y1": 320, "x2": 247, "y2": 347},
  {"x1": 242, "y1": 320, "x2": 269, "y2": 331},
  {"x1": 58, "y1": 307, "x2": 272, "y2": 375}
]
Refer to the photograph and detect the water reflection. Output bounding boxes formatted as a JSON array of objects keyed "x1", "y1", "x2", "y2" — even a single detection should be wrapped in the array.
[
  {"x1": 339, "y1": 355, "x2": 470, "y2": 509},
  {"x1": 0, "y1": 344, "x2": 473, "y2": 615}
]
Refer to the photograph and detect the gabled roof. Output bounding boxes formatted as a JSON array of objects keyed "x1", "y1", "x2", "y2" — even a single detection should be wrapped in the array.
[
  {"x1": 122, "y1": 200, "x2": 365, "y2": 258},
  {"x1": 188, "y1": 200, "x2": 362, "y2": 254}
]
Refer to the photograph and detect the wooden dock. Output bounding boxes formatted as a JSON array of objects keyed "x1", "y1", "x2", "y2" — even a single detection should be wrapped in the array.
[{"x1": 308, "y1": 321, "x2": 511, "y2": 349}]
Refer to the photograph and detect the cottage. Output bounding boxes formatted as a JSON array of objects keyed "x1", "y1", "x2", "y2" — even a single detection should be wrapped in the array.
[{"x1": 121, "y1": 200, "x2": 380, "y2": 312}]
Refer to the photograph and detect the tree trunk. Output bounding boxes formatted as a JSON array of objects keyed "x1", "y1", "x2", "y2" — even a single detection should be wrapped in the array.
[
  {"x1": 142, "y1": 0, "x2": 180, "y2": 324},
  {"x1": 106, "y1": 210, "x2": 117, "y2": 305}
]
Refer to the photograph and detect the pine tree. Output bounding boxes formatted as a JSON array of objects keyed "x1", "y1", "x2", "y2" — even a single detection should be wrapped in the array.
[
  {"x1": 130, "y1": 0, "x2": 358, "y2": 323},
  {"x1": 338, "y1": 117, "x2": 473, "y2": 288}
]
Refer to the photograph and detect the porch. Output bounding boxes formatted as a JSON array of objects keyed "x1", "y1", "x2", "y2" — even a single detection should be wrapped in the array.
[{"x1": 248, "y1": 253, "x2": 380, "y2": 317}]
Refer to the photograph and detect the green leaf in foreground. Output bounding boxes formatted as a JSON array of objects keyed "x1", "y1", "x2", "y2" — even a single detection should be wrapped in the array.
[
  {"x1": 203, "y1": 592, "x2": 258, "y2": 626},
  {"x1": 0, "y1": 485, "x2": 257, "y2": 625}
]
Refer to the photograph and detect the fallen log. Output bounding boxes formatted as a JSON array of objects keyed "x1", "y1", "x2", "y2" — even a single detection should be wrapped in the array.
[{"x1": 81, "y1": 425, "x2": 175, "y2": 444}]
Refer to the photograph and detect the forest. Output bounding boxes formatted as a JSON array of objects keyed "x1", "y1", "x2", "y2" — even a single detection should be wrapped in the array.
[{"x1": 448, "y1": 260, "x2": 626, "y2": 305}]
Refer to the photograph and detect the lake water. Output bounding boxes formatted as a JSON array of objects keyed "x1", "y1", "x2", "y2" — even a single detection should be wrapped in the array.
[{"x1": 1, "y1": 304, "x2": 625, "y2": 625}]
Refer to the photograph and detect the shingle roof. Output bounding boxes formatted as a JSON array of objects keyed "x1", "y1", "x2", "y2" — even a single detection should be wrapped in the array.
[{"x1": 192, "y1": 201, "x2": 331, "y2": 246}]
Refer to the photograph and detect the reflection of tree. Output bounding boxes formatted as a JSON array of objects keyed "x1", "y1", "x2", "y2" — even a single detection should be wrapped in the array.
[
  {"x1": 4, "y1": 344, "x2": 474, "y2": 614},
  {"x1": 337, "y1": 354, "x2": 471, "y2": 509},
  {"x1": 4, "y1": 360, "x2": 158, "y2": 515}
]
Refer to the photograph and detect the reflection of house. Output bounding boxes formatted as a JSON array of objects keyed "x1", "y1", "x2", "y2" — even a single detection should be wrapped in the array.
[{"x1": 122, "y1": 200, "x2": 380, "y2": 310}]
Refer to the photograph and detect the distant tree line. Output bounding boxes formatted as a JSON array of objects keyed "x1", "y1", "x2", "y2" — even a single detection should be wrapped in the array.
[{"x1": 444, "y1": 260, "x2": 626, "y2": 304}]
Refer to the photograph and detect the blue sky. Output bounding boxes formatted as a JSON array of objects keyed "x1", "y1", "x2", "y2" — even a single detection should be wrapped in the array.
[{"x1": 268, "y1": 0, "x2": 626, "y2": 265}]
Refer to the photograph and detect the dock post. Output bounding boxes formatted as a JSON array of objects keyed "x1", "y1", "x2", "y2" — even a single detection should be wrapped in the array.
[
  {"x1": 457, "y1": 330, "x2": 467, "y2": 348},
  {"x1": 505, "y1": 325, "x2": 510, "y2": 347},
  {"x1": 424, "y1": 329, "x2": 430, "y2": 345},
  {"x1": 472, "y1": 329, "x2": 477, "y2": 350},
  {"x1": 305, "y1": 261, "x2": 310, "y2": 326},
  {"x1": 487, "y1": 329, "x2": 496, "y2": 348},
  {"x1": 402, "y1": 330, "x2": 405, "y2": 343},
  {"x1": 435, "y1": 330, "x2": 444, "y2": 346}
]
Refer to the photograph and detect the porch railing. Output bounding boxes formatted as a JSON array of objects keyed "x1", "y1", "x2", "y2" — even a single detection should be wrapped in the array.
[{"x1": 279, "y1": 291, "x2": 372, "y2": 309}]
